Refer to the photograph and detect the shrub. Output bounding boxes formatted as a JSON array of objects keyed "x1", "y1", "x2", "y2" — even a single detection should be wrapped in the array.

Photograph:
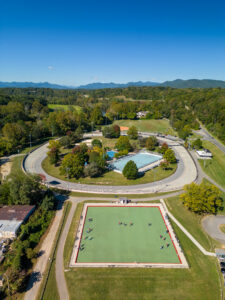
[
  {"x1": 158, "y1": 142, "x2": 168, "y2": 154},
  {"x1": 92, "y1": 139, "x2": 102, "y2": 148},
  {"x1": 102, "y1": 125, "x2": 120, "y2": 138},
  {"x1": 160, "y1": 160, "x2": 169, "y2": 170},
  {"x1": 122, "y1": 160, "x2": 138, "y2": 179},
  {"x1": 84, "y1": 162, "x2": 103, "y2": 177},
  {"x1": 191, "y1": 138, "x2": 203, "y2": 150},
  {"x1": 114, "y1": 149, "x2": 129, "y2": 158}
]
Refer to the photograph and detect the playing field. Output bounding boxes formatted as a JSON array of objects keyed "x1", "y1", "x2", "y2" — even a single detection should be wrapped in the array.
[{"x1": 75, "y1": 205, "x2": 181, "y2": 264}]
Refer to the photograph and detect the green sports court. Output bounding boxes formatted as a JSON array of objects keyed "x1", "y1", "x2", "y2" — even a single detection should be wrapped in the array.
[{"x1": 76, "y1": 206, "x2": 181, "y2": 264}]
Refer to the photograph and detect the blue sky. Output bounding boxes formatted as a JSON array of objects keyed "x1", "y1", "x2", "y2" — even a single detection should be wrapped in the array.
[{"x1": 1, "y1": 0, "x2": 225, "y2": 86}]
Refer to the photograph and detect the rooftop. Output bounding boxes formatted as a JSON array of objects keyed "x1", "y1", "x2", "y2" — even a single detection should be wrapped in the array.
[{"x1": 0, "y1": 205, "x2": 35, "y2": 221}]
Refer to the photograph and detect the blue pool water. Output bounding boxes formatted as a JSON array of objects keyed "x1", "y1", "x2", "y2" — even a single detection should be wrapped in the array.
[
  {"x1": 107, "y1": 150, "x2": 117, "y2": 159},
  {"x1": 110, "y1": 152, "x2": 162, "y2": 172}
]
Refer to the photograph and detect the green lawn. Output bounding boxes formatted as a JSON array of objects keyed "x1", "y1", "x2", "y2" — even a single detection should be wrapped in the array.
[
  {"x1": 165, "y1": 196, "x2": 220, "y2": 251},
  {"x1": 42, "y1": 156, "x2": 176, "y2": 186},
  {"x1": 64, "y1": 202, "x2": 221, "y2": 300},
  {"x1": 113, "y1": 119, "x2": 177, "y2": 136},
  {"x1": 77, "y1": 206, "x2": 179, "y2": 263},
  {"x1": 199, "y1": 140, "x2": 225, "y2": 189},
  {"x1": 48, "y1": 104, "x2": 82, "y2": 113}
]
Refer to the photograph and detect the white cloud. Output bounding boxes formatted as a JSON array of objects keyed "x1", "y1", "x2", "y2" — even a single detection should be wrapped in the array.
[{"x1": 48, "y1": 66, "x2": 54, "y2": 70}]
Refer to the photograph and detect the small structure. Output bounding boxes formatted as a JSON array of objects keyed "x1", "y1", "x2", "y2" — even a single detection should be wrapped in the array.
[
  {"x1": 196, "y1": 149, "x2": 212, "y2": 158},
  {"x1": 119, "y1": 197, "x2": 130, "y2": 204},
  {"x1": 0, "y1": 205, "x2": 35, "y2": 238},
  {"x1": 136, "y1": 111, "x2": 148, "y2": 119},
  {"x1": 215, "y1": 248, "x2": 225, "y2": 260}
]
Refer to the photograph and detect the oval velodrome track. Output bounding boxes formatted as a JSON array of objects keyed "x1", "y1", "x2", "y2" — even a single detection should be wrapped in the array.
[{"x1": 23, "y1": 134, "x2": 197, "y2": 194}]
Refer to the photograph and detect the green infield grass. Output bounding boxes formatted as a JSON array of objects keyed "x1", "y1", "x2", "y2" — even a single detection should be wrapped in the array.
[{"x1": 76, "y1": 206, "x2": 180, "y2": 264}]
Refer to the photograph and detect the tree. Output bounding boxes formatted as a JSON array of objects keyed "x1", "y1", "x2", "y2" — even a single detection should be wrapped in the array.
[
  {"x1": 127, "y1": 126, "x2": 138, "y2": 139},
  {"x1": 90, "y1": 107, "x2": 104, "y2": 125},
  {"x1": 9, "y1": 174, "x2": 42, "y2": 205},
  {"x1": 47, "y1": 140, "x2": 61, "y2": 165},
  {"x1": 145, "y1": 136, "x2": 158, "y2": 150},
  {"x1": 122, "y1": 160, "x2": 138, "y2": 179},
  {"x1": 60, "y1": 153, "x2": 84, "y2": 179},
  {"x1": 159, "y1": 142, "x2": 168, "y2": 154},
  {"x1": 191, "y1": 138, "x2": 203, "y2": 150},
  {"x1": 160, "y1": 160, "x2": 169, "y2": 170},
  {"x1": 115, "y1": 136, "x2": 132, "y2": 151},
  {"x1": 102, "y1": 125, "x2": 120, "y2": 138},
  {"x1": 163, "y1": 148, "x2": 176, "y2": 163},
  {"x1": 92, "y1": 139, "x2": 102, "y2": 148},
  {"x1": 180, "y1": 182, "x2": 223, "y2": 214}
]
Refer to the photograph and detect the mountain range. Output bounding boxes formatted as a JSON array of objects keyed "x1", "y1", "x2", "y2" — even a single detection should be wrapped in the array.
[{"x1": 1, "y1": 79, "x2": 225, "y2": 89}]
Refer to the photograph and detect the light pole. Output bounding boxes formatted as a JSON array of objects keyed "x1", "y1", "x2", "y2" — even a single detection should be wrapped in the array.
[{"x1": 29, "y1": 132, "x2": 32, "y2": 151}]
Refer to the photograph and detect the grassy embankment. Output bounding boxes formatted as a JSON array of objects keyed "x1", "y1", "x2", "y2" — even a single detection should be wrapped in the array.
[
  {"x1": 63, "y1": 200, "x2": 222, "y2": 300},
  {"x1": 113, "y1": 119, "x2": 177, "y2": 136},
  {"x1": 199, "y1": 140, "x2": 225, "y2": 189}
]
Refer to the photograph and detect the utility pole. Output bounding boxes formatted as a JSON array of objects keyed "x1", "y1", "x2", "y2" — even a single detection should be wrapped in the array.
[{"x1": 29, "y1": 132, "x2": 32, "y2": 151}]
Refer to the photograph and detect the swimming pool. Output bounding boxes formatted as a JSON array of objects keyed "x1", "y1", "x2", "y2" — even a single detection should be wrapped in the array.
[
  {"x1": 107, "y1": 150, "x2": 117, "y2": 159},
  {"x1": 110, "y1": 151, "x2": 162, "y2": 172}
]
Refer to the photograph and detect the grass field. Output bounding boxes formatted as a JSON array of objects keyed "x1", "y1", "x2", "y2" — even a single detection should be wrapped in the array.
[
  {"x1": 42, "y1": 156, "x2": 176, "y2": 186},
  {"x1": 64, "y1": 202, "x2": 221, "y2": 300},
  {"x1": 113, "y1": 119, "x2": 177, "y2": 136},
  {"x1": 165, "y1": 196, "x2": 221, "y2": 251},
  {"x1": 199, "y1": 140, "x2": 225, "y2": 189},
  {"x1": 76, "y1": 206, "x2": 179, "y2": 264},
  {"x1": 48, "y1": 104, "x2": 82, "y2": 113}
]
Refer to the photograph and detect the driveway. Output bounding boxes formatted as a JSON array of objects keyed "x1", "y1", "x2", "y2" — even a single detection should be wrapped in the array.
[{"x1": 202, "y1": 216, "x2": 225, "y2": 245}]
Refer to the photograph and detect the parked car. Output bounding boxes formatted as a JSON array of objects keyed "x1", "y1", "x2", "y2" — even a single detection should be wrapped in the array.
[
  {"x1": 220, "y1": 262, "x2": 225, "y2": 267},
  {"x1": 221, "y1": 268, "x2": 225, "y2": 273}
]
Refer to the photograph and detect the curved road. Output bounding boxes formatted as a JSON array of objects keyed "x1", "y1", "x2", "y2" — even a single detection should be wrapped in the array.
[
  {"x1": 202, "y1": 216, "x2": 225, "y2": 245},
  {"x1": 24, "y1": 135, "x2": 197, "y2": 194}
]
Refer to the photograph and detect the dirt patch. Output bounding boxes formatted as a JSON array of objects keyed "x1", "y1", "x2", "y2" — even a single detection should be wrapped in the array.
[{"x1": 0, "y1": 159, "x2": 12, "y2": 180}]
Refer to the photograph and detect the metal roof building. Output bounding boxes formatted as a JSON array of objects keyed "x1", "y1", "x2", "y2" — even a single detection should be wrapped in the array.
[{"x1": 0, "y1": 205, "x2": 35, "y2": 238}]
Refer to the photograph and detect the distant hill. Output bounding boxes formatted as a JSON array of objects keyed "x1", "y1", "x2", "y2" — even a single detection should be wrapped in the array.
[
  {"x1": 1, "y1": 79, "x2": 225, "y2": 89},
  {"x1": 77, "y1": 81, "x2": 160, "y2": 89},
  {"x1": 161, "y1": 79, "x2": 225, "y2": 88},
  {"x1": 0, "y1": 81, "x2": 72, "y2": 89}
]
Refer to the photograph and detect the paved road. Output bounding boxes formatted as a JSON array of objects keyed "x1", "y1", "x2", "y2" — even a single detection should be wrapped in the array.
[
  {"x1": 24, "y1": 195, "x2": 65, "y2": 300},
  {"x1": 194, "y1": 127, "x2": 225, "y2": 154},
  {"x1": 202, "y1": 216, "x2": 225, "y2": 245},
  {"x1": 24, "y1": 135, "x2": 197, "y2": 194}
]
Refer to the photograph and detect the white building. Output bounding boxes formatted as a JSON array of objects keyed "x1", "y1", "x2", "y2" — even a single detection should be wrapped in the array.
[
  {"x1": 196, "y1": 149, "x2": 212, "y2": 158},
  {"x1": 136, "y1": 111, "x2": 148, "y2": 119}
]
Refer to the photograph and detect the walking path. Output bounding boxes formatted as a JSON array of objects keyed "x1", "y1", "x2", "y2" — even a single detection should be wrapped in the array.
[{"x1": 24, "y1": 195, "x2": 65, "y2": 300}]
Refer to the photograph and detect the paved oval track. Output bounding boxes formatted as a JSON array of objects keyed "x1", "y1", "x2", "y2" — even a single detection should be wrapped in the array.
[{"x1": 24, "y1": 135, "x2": 197, "y2": 194}]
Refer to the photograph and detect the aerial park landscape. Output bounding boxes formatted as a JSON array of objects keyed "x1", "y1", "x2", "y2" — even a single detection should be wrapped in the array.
[{"x1": 1, "y1": 0, "x2": 225, "y2": 299}]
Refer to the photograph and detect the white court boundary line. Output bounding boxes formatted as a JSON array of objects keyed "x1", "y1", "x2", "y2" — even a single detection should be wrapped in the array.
[{"x1": 70, "y1": 202, "x2": 189, "y2": 268}]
